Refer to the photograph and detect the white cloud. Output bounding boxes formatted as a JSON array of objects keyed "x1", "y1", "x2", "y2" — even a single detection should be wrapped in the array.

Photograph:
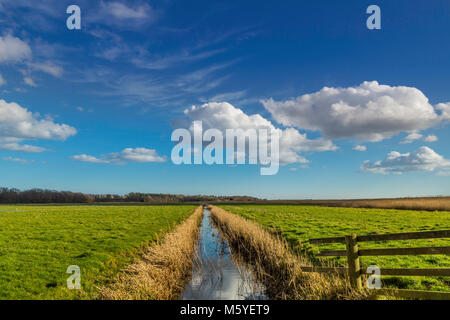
[
  {"x1": 0, "y1": 99, "x2": 76, "y2": 152},
  {"x1": 0, "y1": 35, "x2": 62, "y2": 83},
  {"x1": 353, "y1": 145, "x2": 367, "y2": 151},
  {"x1": 24, "y1": 77, "x2": 37, "y2": 87},
  {"x1": 400, "y1": 132, "x2": 423, "y2": 144},
  {"x1": 400, "y1": 132, "x2": 439, "y2": 144},
  {"x1": 90, "y1": 1, "x2": 157, "y2": 28},
  {"x1": 208, "y1": 90, "x2": 247, "y2": 102},
  {"x1": 0, "y1": 100, "x2": 76, "y2": 140},
  {"x1": 102, "y1": 2, "x2": 152, "y2": 20},
  {"x1": 262, "y1": 81, "x2": 449, "y2": 142},
  {"x1": 2, "y1": 156, "x2": 34, "y2": 164},
  {"x1": 176, "y1": 102, "x2": 337, "y2": 165},
  {"x1": 361, "y1": 146, "x2": 450, "y2": 175},
  {"x1": 436, "y1": 103, "x2": 450, "y2": 120},
  {"x1": 0, "y1": 140, "x2": 46, "y2": 152},
  {"x1": 112, "y1": 148, "x2": 167, "y2": 163},
  {"x1": 0, "y1": 34, "x2": 32, "y2": 63},
  {"x1": 424, "y1": 134, "x2": 438, "y2": 142},
  {"x1": 27, "y1": 61, "x2": 63, "y2": 77},
  {"x1": 71, "y1": 148, "x2": 167, "y2": 164},
  {"x1": 70, "y1": 154, "x2": 110, "y2": 164}
]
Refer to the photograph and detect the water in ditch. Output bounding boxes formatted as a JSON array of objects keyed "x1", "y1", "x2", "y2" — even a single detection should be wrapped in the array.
[{"x1": 181, "y1": 208, "x2": 267, "y2": 300}]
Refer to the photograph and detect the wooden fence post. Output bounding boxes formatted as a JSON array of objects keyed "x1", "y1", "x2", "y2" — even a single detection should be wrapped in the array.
[{"x1": 345, "y1": 234, "x2": 362, "y2": 290}]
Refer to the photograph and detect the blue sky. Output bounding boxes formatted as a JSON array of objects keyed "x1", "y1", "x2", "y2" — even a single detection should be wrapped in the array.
[{"x1": 0, "y1": 0, "x2": 449, "y2": 199}]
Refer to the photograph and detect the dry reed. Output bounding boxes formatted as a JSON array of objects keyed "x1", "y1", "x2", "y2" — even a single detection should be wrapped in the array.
[
  {"x1": 208, "y1": 205, "x2": 369, "y2": 300},
  {"x1": 265, "y1": 197, "x2": 450, "y2": 212},
  {"x1": 338, "y1": 198, "x2": 450, "y2": 211},
  {"x1": 98, "y1": 206, "x2": 203, "y2": 300}
]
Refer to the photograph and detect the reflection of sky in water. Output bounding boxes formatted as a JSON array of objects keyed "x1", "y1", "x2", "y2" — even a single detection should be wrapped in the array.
[{"x1": 182, "y1": 209, "x2": 267, "y2": 300}]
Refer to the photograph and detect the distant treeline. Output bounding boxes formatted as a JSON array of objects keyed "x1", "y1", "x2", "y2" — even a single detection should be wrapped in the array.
[{"x1": 0, "y1": 188, "x2": 260, "y2": 204}]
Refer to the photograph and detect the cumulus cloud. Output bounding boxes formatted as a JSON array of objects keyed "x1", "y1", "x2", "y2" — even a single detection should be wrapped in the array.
[
  {"x1": 0, "y1": 99, "x2": 76, "y2": 152},
  {"x1": 71, "y1": 154, "x2": 110, "y2": 164},
  {"x1": 112, "y1": 148, "x2": 167, "y2": 163},
  {"x1": 361, "y1": 146, "x2": 450, "y2": 175},
  {"x1": 400, "y1": 132, "x2": 423, "y2": 144},
  {"x1": 262, "y1": 81, "x2": 449, "y2": 142},
  {"x1": 353, "y1": 145, "x2": 367, "y2": 151},
  {"x1": 400, "y1": 132, "x2": 439, "y2": 144},
  {"x1": 174, "y1": 102, "x2": 337, "y2": 165},
  {"x1": 0, "y1": 34, "x2": 32, "y2": 63},
  {"x1": 424, "y1": 135, "x2": 438, "y2": 142},
  {"x1": 436, "y1": 103, "x2": 450, "y2": 120},
  {"x1": 71, "y1": 148, "x2": 167, "y2": 164}
]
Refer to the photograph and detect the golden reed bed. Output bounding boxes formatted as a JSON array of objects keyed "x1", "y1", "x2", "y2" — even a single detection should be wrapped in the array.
[
  {"x1": 264, "y1": 197, "x2": 450, "y2": 212},
  {"x1": 208, "y1": 205, "x2": 368, "y2": 300},
  {"x1": 99, "y1": 206, "x2": 203, "y2": 300}
]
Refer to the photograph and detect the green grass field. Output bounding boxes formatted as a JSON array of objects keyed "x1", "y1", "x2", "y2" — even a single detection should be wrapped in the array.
[
  {"x1": 0, "y1": 205, "x2": 196, "y2": 300},
  {"x1": 220, "y1": 205, "x2": 450, "y2": 292}
]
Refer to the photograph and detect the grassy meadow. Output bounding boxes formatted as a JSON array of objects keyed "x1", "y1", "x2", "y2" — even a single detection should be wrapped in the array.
[
  {"x1": 0, "y1": 205, "x2": 196, "y2": 300},
  {"x1": 220, "y1": 205, "x2": 450, "y2": 292}
]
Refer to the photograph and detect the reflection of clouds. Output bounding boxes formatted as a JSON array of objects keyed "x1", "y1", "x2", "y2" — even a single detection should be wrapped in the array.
[
  {"x1": 181, "y1": 209, "x2": 267, "y2": 300},
  {"x1": 190, "y1": 273, "x2": 203, "y2": 287}
]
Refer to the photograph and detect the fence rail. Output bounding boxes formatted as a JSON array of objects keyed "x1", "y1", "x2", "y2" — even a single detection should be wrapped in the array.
[
  {"x1": 301, "y1": 266, "x2": 450, "y2": 277},
  {"x1": 303, "y1": 229, "x2": 450, "y2": 300},
  {"x1": 309, "y1": 229, "x2": 450, "y2": 244},
  {"x1": 317, "y1": 246, "x2": 450, "y2": 257}
]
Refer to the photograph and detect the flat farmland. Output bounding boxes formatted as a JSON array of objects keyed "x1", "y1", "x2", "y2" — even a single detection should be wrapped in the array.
[
  {"x1": 219, "y1": 205, "x2": 450, "y2": 292},
  {"x1": 0, "y1": 205, "x2": 196, "y2": 300}
]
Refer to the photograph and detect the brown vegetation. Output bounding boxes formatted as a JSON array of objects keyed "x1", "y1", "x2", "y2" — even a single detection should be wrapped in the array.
[
  {"x1": 264, "y1": 197, "x2": 450, "y2": 211},
  {"x1": 208, "y1": 205, "x2": 368, "y2": 300},
  {"x1": 98, "y1": 206, "x2": 203, "y2": 300}
]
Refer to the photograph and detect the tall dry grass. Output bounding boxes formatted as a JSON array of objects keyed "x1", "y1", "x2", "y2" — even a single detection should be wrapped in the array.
[
  {"x1": 265, "y1": 197, "x2": 450, "y2": 211},
  {"x1": 338, "y1": 197, "x2": 450, "y2": 211},
  {"x1": 98, "y1": 206, "x2": 203, "y2": 300},
  {"x1": 209, "y1": 205, "x2": 369, "y2": 300}
]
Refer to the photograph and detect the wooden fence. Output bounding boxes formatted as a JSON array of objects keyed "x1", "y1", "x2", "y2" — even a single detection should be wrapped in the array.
[{"x1": 302, "y1": 229, "x2": 450, "y2": 300}]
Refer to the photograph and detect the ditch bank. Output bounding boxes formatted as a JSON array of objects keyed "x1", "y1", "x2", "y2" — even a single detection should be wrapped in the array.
[
  {"x1": 208, "y1": 205, "x2": 368, "y2": 300},
  {"x1": 99, "y1": 206, "x2": 203, "y2": 300}
]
